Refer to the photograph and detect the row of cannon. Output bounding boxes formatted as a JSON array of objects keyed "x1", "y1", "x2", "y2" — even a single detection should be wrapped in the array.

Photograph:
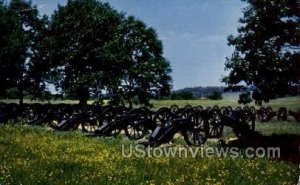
[
  {"x1": 256, "y1": 106, "x2": 300, "y2": 122},
  {"x1": 0, "y1": 103, "x2": 299, "y2": 147}
]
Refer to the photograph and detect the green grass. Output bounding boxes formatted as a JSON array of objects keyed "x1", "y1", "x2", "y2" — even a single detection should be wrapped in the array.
[
  {"x1": 0, "y1": 96, "x2": 299, "y2": 184},
  {"x1": 255, "y1": 121, "x2": 300, "y2": 135},
  {"x1": 0, "y1": 99, "x2": 94, "y2": 105},
  {"x1": 1, "y1": 95, "x2": 299, "y2": 111},
  {"x1": 220, "y1": 121, "x2": 300, "y2": 142},
  {"x1": 151, "y1": 96, "x2": 300, "y2": 111},
  {"x1": 0, "y1": 125, "x2": 299, "y2": 185}
]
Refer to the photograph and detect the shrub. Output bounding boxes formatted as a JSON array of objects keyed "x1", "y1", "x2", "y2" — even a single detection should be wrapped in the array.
[{"x1": 207, "y1": 91, "x2": 222, "y2": 100}]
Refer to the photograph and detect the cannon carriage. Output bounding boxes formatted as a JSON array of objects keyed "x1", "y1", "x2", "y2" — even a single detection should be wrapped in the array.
[
  {"x1": 142, "y1": 105, "x2": 257, "y2": 147},
  {"x1": 1, "y1": 102, "x2": 299, "y2": 148}
]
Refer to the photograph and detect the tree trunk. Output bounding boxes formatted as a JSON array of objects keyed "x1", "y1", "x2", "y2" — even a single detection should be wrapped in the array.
[
  {"x1": 78, "y1": 87, "x2": 89, "y2": 108},
  {"x1": 79, "y1": 96, "x2": 88, "y2": 107},
  {"x1": 128, "y1": 99, "x2": 133, "y2": 109},
  {"x1": 18, "y1": 83, "x2": 24, "y2": 106},
  {"x1": 19, "y1": 91, "x2": 24, "y2": 106}
]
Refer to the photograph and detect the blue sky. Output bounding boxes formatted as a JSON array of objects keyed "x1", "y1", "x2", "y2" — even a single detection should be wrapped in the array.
[{"x1": 29, "y1": 0, "x2": 246, "y2": 90}]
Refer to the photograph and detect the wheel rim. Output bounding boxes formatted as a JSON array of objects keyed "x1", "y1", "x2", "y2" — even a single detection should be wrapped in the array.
[
  {"x1": 209, "y1": 110, "x2": 223, "y2": 138},
  {"x1": 184, "y1": 112, "x2": 208, "y2": 146},
  {"x1": 185, "y1": 130, "x2": 206, "y2": 146},
  {"x1": 126, "y1": 123, "x2": 146, "y2": 140},
  {"x1": 154, "y1": 108, "x2": 173, "y2": 126}
]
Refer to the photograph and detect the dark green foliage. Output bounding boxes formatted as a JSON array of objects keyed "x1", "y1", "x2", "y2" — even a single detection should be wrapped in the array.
[
  {"x1": 223, "y1": 0, "x2": 300, "y2": 102},
  {"x1": 0, "y1": 0, "x2": 46, "y2": 104},
  {"x1": 238, "y1": 91, "x2": 252, "y2": 104},
  {"x1": 170, "y1": 91, "x2": 195, "y2": 100},
  {"x1": 0, "y1": 0, "x2": 171, "y2": 106},
  {"x1": 207, "y1": 91, "x2": 222, "y2": 100},
  {"x1": 107, "y1": 16, "x2": 172, "y2": 107},
  {"x1": 43, "y1": 0, "x2": 124, "y2": 105},
  {"x1": 43, "y1": 0, "x2": 171, "y2": 106},
  {"x1": 176, "y1": 86, "x2": 225, "y2": 99}
]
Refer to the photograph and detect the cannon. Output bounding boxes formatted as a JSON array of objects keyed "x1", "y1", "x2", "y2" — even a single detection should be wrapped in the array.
[
  {"x1": 277, "y1": 107, "x2": 288, "y2": 121},
  {"x1": 218, "y1": 109, "x2": 256, "y2": 144},
  {"x1": 143, "y1": 108, "x2": 209, "y2": 147},
  {"x1": 207, "y1": 106, "x2": 224, "y2": 138},
  {"x1": 257, "y1": 106, "x2": 276, "y2": 122},
  {"x1": 0, "y1": 103, "x2": 25, "y2": 124},
  {"x1": 288, "y1": 110, "x2": 300, "y2": 122},
  {"x1": 124, "y1": 107, "x2": 156, "y2": 140},
  {"x1": 49, "y1": 104, "x2": 105, "y2": 132},
  {"x1": 0, "y1": 103, "x2": 8, "y2": 123},
  {"x1": 47, "y1": 104, "x2": 76, "y2": 129},
  {"x1": 142, "y1": 105, "x2": 256, "y2": 148},
  {"x1": 25, "y1": 104, "x2": 53, "y2": 125},
  {"x1": 92, "y1": 106, "x2": 134, "y2": 137}
]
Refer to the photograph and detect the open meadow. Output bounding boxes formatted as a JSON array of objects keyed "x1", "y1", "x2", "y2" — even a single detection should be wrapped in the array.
[
  {"x1": 0, "y1": 124, "x2": 299, "y2": 185},
  {"x1": 1, "y1": 0, "x2": 299, "y2": 184},
  {"x1": 0, "y1": 97, "x2": 300, "y2": 185},
  {"x1": 1, "y1": 94, "x2": 299, "y2": 110}
]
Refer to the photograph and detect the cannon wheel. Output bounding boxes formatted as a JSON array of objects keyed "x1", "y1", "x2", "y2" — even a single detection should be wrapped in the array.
[
  {"x1": 277, "y1": 107, "x2": 288, "y2": 121},
  {"x1": 170, "y1": 104, "x2": 179, "y2": 114},
  {"x1": 235, "y1": 106, "x2": 242, "y2": 111},
  {"x1": 82, "y1": 105, "x2": 104, "y2": 133},
  {"x1": 220, "y1": 106, "x2": 227, "y2": 114},
  {"x1": 153, "y1": 107, "x2": 174, "y2": 126},
  {"x1": 82, "y1": 121, "x2": 99, "y2": 133},
  {"x1": 184, "y1": 104, "x2": 193, "y2": 110},
  {"x1": 125, "y1": 123, "x2": 147, "y2": 140},
  {"x1": 193, "y1": 105, "x2": 203, "y2": 112},
  {"x1": 243, "y1": 106, "x2": 250, "y2": 112},
  {"x1": 24, "y1": 105, "x2": 39, "y2": 123},
  {"x1": 266, "y1": 106, "x2": 273, "y2": 113},
  {"x1": 108, "y1": 106, "x2": 130, "y2": 136},
  {"x1": 257, "y1": 107, "x2": 267, "y2": 122},
  {"x1": 250, "y1": 106, "x2": 256, "y2": 115},
  {"x1": 183, "y1": 112, "x2": 208, "y2": 146},
  {"x1": 243, "y1": 110, "x2": 255, "y2": 131},
  {"x1": 181, "y1": 108, "x2": 194, "y2": 119},
  {"x1": 227, "y1": 106, "x2": 233, "y2": 112},
  {"x1": 208, "y1": 109, "x2": 224, "y2": 138},
  {"x1": 125, "y1": 107, "x2": 151, "y2": 140},
  {"x1": 81, "y1": 113, "x2": 101, "y2": 133},
  {"x1": 212, "y1": 105, "x2": 219, "y2": 111},
  {"x1": 105, "y1": 119, "x2": 122, "y2": 137},
  {"x1": 48, "y1": 108, "x2": 71, "y2": 129}
]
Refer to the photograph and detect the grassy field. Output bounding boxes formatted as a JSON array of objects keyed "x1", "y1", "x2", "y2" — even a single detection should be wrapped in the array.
[
  {"x1": 0, "y1": 96, "x2": 299, "y2": 184},
  {"x1": 0, "y1": 125, "x2": 299, "y2": 185},
  {"x1": 1, "y1": 95, "x2": 299, "y2": 111},
  {"x1": 151, "y1": 96, "x2": 300, "y2": 111}
]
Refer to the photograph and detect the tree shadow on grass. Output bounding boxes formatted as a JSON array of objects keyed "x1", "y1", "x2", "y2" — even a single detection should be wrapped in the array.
[{"x1": 227, "y1": 133, "x2": 300, "y2": 164}]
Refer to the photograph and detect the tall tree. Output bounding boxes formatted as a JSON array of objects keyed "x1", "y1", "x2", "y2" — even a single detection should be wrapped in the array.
[
  {"x1": 46, "y1": 0, "x2": 172, "y2": 106},
  {"x1": 223, "y1": 0, "x2": 300, "y2": 103},
  {"x1": 0, "y1": 0, "x2": 45, "y2": 104},
  {"x1": 108, "y1": 16, "x2": 172, "y2": 107},
  {"x1": 46, "y1": 0, "x2": 124, "y2": 106},
  {"x1": 0, "y1": 1, "x2": 11, "y2": 97}
]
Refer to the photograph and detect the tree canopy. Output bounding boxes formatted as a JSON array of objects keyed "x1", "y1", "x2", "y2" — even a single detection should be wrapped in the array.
[
  {"x1": 0, "y1": 0, "x2": 46, "y2": 104},
  {"x1": 0, "y1": 0, "x2": 172, "y2": 106},
  {"x1": 223, "y1": 0, "x2": 300, "y2": 103},
  {"x1": 42, "y1": 0, "x2": 171, "y2": 106},
  {"x1": 108, "y1": 16, "x2": 172, "y2": 107}
]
